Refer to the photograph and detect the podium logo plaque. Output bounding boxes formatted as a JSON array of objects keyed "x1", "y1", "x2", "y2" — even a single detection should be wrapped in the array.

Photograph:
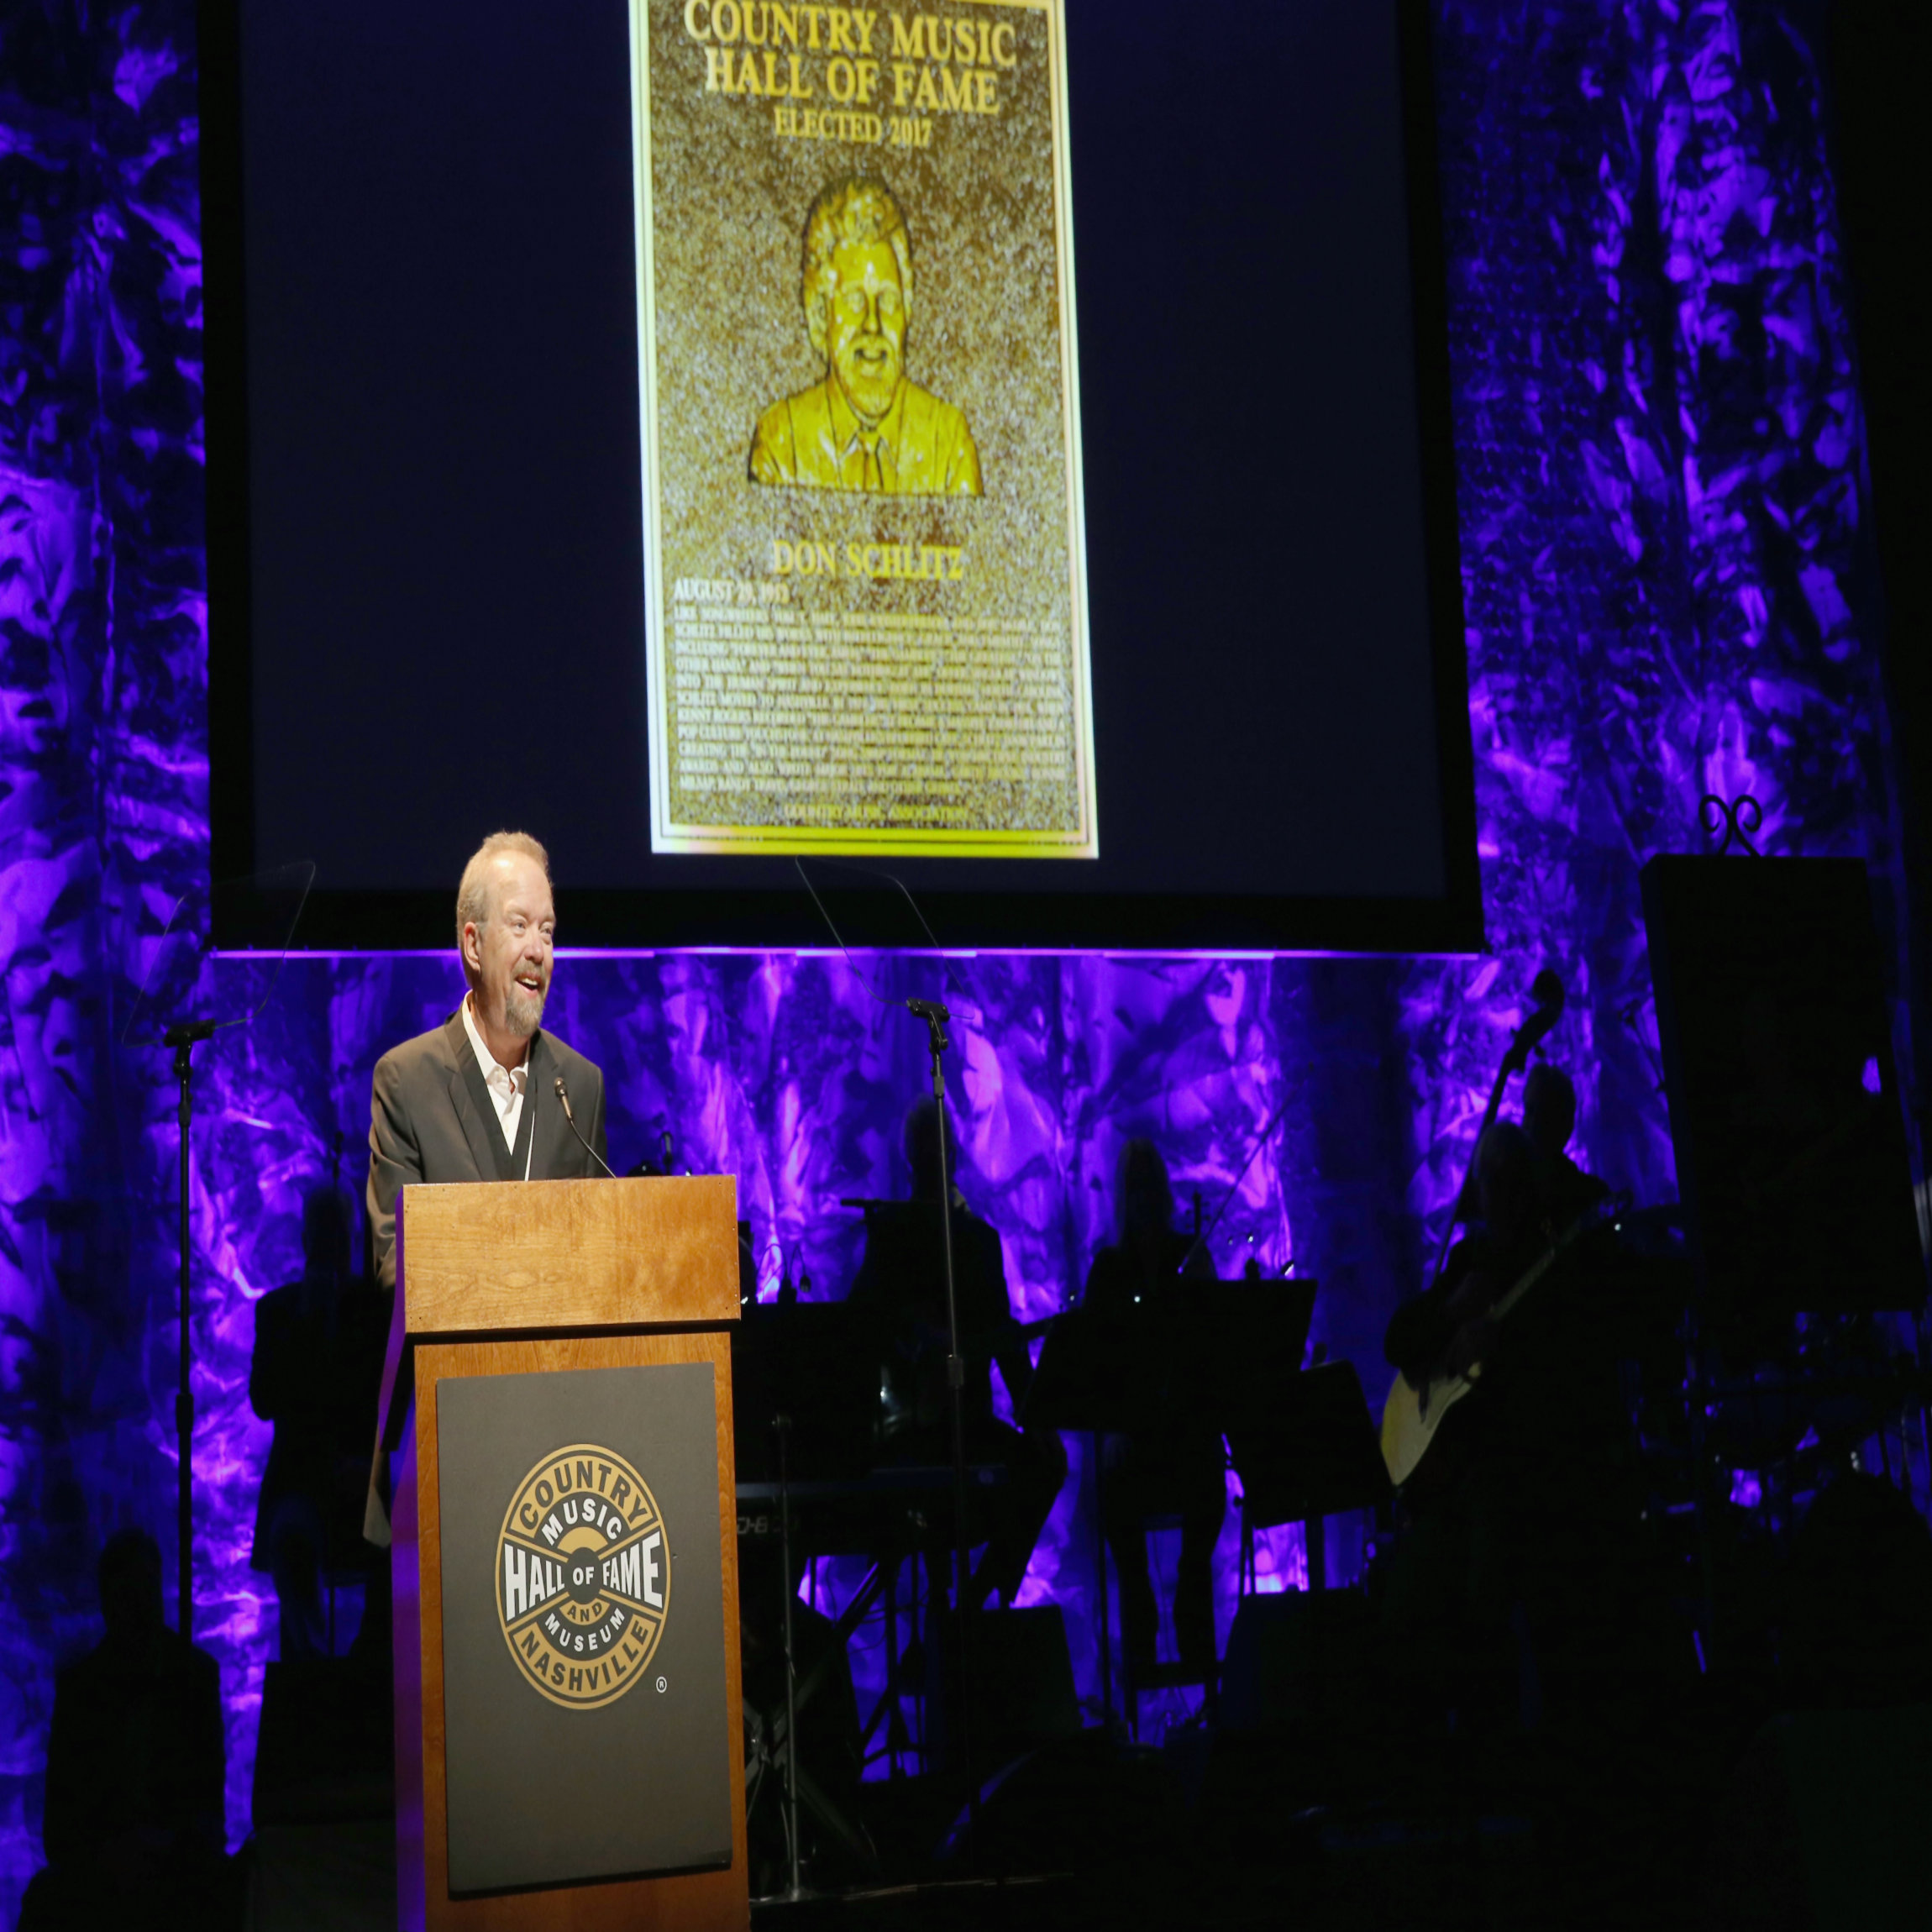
[
  {"x1": 495, "y1": 1443, "x2": 671, "y2": 1710},
  {"x1": 438, "y1": 1363, "x2": 732, "y2": 1893}
]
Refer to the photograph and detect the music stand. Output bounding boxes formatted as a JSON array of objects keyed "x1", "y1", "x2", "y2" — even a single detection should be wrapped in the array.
[
  {"x1": 1226, "y1": 1361, "x2": 1391, "y2": 1591},
  {"x1": 733, "y1": 1299, "x2": 875, "y2": 1486},
  {"x1": 1024, "y1": 1276, "x2": 1318, "y2": 1719}
]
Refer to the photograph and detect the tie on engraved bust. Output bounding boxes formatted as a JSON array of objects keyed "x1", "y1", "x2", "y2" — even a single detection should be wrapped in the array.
[{"x1": 860, "y1": 434, "x2": 883, "y2": 492}]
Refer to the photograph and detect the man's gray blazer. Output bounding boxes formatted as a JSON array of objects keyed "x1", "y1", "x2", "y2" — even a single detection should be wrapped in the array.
[{"x1": 365, "y1": 1008, "x2": 609, "y2": 1292}]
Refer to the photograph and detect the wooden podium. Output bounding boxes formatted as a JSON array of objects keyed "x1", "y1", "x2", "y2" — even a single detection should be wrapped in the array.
[{"x1": 377, "y1": 1178, "x2": 748, "y2": 1930}]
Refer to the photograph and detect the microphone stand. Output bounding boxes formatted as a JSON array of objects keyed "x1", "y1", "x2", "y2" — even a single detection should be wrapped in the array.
[
  {"x1": 775, "y1": 1410, "x2": 804, "y2": 1902},
  {"x1": 129, "y1": 860, "x2": 313, "y2": 1642},
  {"x1": 906, "y1": 996, "x2": 978, "y2": 1864},
  {"x1": 784, "y1": 863, "x2": 983, "y2": 1844},
  {"x1": 554, "y1": 1078, "x2": 617, "y2": 1179},
  {"x1": 165, "y1": 1017, "x2": 217, "y2": 1636}
]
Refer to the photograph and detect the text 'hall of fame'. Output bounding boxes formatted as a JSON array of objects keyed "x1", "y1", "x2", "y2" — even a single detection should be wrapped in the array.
[{"x1": 495, "y1": 1444, "x2": 672, "y2": 1710}]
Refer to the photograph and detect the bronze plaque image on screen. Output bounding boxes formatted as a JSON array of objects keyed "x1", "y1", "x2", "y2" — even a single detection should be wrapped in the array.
[
  {"x1": 437, "y1": 1364, "x2": 732, "y2": 1895},
  {"x1": 632, "y1": 0, "x2": 1096, "y2": 858}
]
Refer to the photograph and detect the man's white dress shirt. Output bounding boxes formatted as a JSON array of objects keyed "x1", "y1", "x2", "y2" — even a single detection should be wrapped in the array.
[{"x1": 461, "y1": 992, "x2": 533, "y2": 1174}]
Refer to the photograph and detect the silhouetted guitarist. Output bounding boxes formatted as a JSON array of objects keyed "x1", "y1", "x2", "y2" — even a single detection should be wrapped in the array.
[{"x1": 1378, "y1": 1121, "x2": 1635, "y2": 1695}]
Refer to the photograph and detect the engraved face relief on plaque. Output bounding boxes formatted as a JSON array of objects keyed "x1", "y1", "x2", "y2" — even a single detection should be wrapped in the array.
[
  {"x1": 495, "y1": 1443, "x2": 669, "y2": 1710},
  {"x1": 748, "y1": 176, "x2": 984, "y2": 498}
]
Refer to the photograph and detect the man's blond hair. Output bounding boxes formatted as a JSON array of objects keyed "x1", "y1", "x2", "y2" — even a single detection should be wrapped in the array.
[
  {"x1": 802, "y1": 176, "x2": 914, "y2": 359},
  {"x1": 455, "y1": 831, "x2": 551, "y2": 965}
]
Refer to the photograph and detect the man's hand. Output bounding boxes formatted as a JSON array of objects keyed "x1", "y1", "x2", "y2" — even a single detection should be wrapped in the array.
[{"x1": 1443, "y1": 1314, "x2": 1498, "y2": 1383}]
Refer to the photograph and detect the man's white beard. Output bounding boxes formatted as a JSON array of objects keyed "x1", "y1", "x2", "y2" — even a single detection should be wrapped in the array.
[{"x1": 503, "y1": 982, "x2": 545, "y2": 1038}]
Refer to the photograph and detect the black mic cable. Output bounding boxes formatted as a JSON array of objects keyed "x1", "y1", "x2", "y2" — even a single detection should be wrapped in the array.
[{"x1": 554, "y1": 1077, "x2": 617, "y2": 1179}]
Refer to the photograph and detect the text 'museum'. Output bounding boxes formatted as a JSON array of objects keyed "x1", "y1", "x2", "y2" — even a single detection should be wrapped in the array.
[{"x1": 633, "y1": 0, "x2": 1097, "y2": 856}]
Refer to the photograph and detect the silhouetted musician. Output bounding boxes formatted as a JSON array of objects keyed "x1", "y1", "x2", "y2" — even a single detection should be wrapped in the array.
[
  {"x1": 847, "y1": 1098, "x2": 1067, "y2": 1609},
  {"x1": 21, "y1": 1531, "x2": 234, "y2": 1930},
  {"x1": 1523, "y1": 1063, "x2": 1610, "y2": 1231},
  {"x1": 1082, "y1": 1139, "x2": 1222, "y2": 1678},
  {"x1": 1380, "y1": 1116, "x2": 1635, "y2": 1688},
  {"x1": 1383, "y1": 1121, "x2": 1550, "y2": 1399},
  {"x1": 249, "y1": 1187, "x2": 387, "y2": 1662}
]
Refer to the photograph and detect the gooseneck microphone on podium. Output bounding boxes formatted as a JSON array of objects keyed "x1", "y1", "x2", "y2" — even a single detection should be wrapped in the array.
[{"x1": 554, "y1": 1076, "x2": 617, "y2": 1179}]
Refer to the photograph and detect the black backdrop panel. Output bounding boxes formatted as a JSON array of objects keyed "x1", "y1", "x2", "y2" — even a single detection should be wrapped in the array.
[
  {"x1": 436, "y1": 1363, "x2": 731, "y2": 1894},
  {"x1": 202, "y1": 0, "x2": 1479, "y2": 951},
  {"x1": 1642, "y1": 856, "x2": 1924, "y2": 1324}
]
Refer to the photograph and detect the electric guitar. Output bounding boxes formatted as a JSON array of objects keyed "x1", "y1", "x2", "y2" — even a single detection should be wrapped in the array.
[{"x1": 1378, "y1": 1196, "x2": 1620, "y2": 1490}]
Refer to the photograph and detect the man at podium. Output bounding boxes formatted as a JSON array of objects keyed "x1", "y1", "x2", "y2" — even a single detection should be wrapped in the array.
[{"x1": 365, "y1": 831, "x2": 609, "y2": 1292}]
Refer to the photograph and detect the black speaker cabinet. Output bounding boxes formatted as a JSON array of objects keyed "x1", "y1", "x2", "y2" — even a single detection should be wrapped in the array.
[{"x1": 1641, "y1": 856, "x2": 1924, "y2": 1328}]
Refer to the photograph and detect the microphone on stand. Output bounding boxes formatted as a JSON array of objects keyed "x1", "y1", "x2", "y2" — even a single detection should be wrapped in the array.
[
  {"x1": 554, "y1": 1077, "x2": 617, "y2": 1179},
  {"x1": 906, "y1": 996, "x2": 951, "y2": 1053}
]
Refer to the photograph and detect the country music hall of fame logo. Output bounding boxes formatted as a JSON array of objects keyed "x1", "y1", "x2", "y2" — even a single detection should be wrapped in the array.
[{"x1": 495, "y1": 1443, "x2": 669, "y2": 1710}]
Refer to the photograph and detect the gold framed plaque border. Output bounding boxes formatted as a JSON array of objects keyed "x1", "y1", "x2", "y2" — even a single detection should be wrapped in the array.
[{"x1": 628, "y1": 0, "x2": 1097, "y2": 861}]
